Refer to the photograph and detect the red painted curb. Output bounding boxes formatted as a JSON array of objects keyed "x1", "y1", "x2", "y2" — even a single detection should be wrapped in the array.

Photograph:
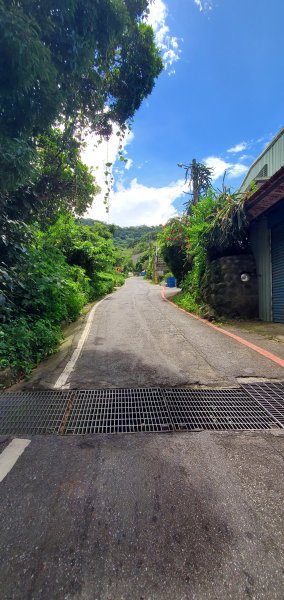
[{"x1": 161, "y1": 287, "x2": 284, "y2": 369}]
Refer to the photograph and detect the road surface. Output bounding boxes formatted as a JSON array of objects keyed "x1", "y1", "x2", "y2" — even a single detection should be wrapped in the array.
[
  {"x1": 0, "y1": 431, "x2": 284, "y2": 600},
  {"x1": 1, "y1": 278, "x2": 284, "y2": 599},
  {"x1": 14, "y1": 277, "x2": 284, "y2": 391}
]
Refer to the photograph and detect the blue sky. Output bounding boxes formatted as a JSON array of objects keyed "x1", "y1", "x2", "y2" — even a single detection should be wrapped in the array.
[{"x1": 84, "y1": 0, "x2": 284, "y2": 226}]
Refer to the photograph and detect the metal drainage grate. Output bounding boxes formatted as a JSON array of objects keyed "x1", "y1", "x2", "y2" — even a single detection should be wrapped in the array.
[
  {"x1": 241, "y1": 383, "x2": 284, "y2": 427},
  {"x1": 0, "y1": 387, "x2": 283, "y2": 435},
  {"x1": 164, "y1": 388, "x2": 281, "y2": 431},
  {"x1": 0, "y1": 390, "x2": 72, "y2": 435},
  {"x1": 64, "y1": 388, "x2": 173, "y2": 434}
]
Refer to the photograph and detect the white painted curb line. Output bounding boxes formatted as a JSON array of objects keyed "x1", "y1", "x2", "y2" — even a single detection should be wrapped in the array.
[
  {"x1": 54, "y1": 296, "x2": 108, "y2": 389},
  {"x1": 0, "y1": 439, "x2": 31, "y2": 483}
]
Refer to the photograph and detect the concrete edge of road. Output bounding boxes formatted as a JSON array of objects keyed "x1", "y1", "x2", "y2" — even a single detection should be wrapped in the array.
[
  {"x1": 161, "y1": 286, "x2": 284, "y2": 370},
  {"x1": 54, "y1": 294, "x2": 110, "y2": 388},
  {"x1": 3, "y1": 295, "x2": 112, "y2": 393}
]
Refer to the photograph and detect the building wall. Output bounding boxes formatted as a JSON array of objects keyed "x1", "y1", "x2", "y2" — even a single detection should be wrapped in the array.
[
  {"x1": 239, "y1": 128, "x2": 284, "y2": 321},
  {"x1": 249, "y1": 199, "x2": 284, "y2": 321},
  {"x1": 239, "y1": 128, "x2": 284, "y2": 193}
]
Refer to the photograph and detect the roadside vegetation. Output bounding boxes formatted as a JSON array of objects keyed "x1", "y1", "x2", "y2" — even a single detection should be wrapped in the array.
[
  {"x1": 80, "y1": 221, "x2": 163, "y2": 275},
  {"x1": 158, "y1": 187, "x2": 250, "y2": 318},
  {"x1": 0, "y1": 216, "x2": 125, "y2": 379},
  {"x1": 0, "y1": 1, "x2": 163, "y2": 383},
  {"x1": 130, "y1": 227, "x2": 163, "y2": 274}
]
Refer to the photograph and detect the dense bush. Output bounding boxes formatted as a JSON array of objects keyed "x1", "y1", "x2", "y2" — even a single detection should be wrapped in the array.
[
  {"x1": 0, "y1": 216, "x2": 125, "y2": 380},
  {"x1": 181, "y1": 193, "x2": 216, "y2": 301},
  {"x1": 0, "y1": 1, "x2": 164, "y2": 386},
  {"x1": 0, "y1": 318, "x2": 61, "y2": 375},
  {"x1": 158, "y1": 216, "x2": 192, "y2": 285},
  {"x1": 159, "y1": 189, "x2": 250, "y2": 314}
]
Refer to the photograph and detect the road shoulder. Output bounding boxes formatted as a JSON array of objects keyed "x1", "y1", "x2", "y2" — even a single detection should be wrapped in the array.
[{"x1": 162, "y1": 286, "x2": 284, "y2": 376}]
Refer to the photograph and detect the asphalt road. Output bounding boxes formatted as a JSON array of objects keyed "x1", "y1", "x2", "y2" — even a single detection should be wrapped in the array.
[
  {"x1": 1, "y1": 278, "x2": 284, "y2": 599},
  {"x1": 0, "y1": 431, "x2": 284, "y2": 600},
  {"x1": 14, "y1": 277, "x2": 284, "y2": 391}
]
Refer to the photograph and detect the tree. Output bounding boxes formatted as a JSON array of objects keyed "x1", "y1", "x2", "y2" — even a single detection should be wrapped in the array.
[
  {"x1": 0, "y1": 128, "x2": 101, "y2": 267},
  {"x1": 0, "y1": 0, "x2": 163, "y2": 195},
  {"x1": 158, "y1": 216, "x2": 192, "y2": 285},
  {"x1": 8, "y1": 129, "x2": 100, "y2": 226},
  {"x1": 1, "y1": 1, "x2": 163, "y2": 269},
  {"x1": 178, "y1": 159, "x2": 213, "y2": 213}
]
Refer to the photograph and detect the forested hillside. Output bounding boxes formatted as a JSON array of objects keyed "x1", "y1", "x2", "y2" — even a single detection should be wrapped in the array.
[
  {"x1": 79, "y1": 220, "x2": 163, "y2": 250},
  {"x1": 79, "y1": 219, "x2": 163, "y2": 271},
  {"x1": 113, "y1": 225, "x2": 163, "y2": 248},
  {"x1": 0, "y1": 0, "x2": 163, "y2": 385},
  {"x1": 113, "y1": 224, "x2": 163, "y2": 273}
]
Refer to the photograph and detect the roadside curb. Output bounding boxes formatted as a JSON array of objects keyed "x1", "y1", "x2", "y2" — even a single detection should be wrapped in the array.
[
  {"x1": 54, "y1": 294, "x2": 111, "y2": 389},
  {"x1": 2, "y1": 296, "x2": 110, "y2": 393},
  {"x1": 161, "y1": 286, "x2": 284, "y2": 369}
]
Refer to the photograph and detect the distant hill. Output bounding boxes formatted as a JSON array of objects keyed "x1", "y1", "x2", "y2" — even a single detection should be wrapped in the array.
[
  {"x1": 78, "y1": 218, "x2": 97, "y2": 227},
  {"x1": 113, "y1": 225, "x2": 162, "y2": 248},
  {"x1": 78, "y1": 220, "x2": 162, "y2": 250}
]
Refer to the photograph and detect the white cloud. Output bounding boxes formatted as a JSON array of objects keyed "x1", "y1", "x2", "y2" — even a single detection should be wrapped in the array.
[
  {"x1": 227, "y1": 141, "x2": 248, "y2": 154},
  {"x1": 227, "y1": 132, "x2": 276, "y2": 155},
  {"x1": 239, "y1": 154, "x2": 253, "y2": 161},
  {"x1": 194, "y1": 0, "x2": 214, "y2": 11},
  {"x1": 81, "y1": 126, "x2": 134, "y2": 202},
  {"x1": 147, "y1": 1, "x2": 181, "y2": 71},
  {"x1": 204, "y1": 156, "x2": 249, "y2": 180},
  {"x1": 204, "y1": 157, "x2": 230, "y2": 180},
  {"x1": 125, "y1": 158, "x2": 133, "y2": 170},
  {"x1": 228, "y1": 163, "x2": 249, "y2": 178},
  {"x1": 86, "y1": 178, "x2": 186, "y2": 226},
  {"x1": 146, "y1": 0, "x2": 215, "y2": 71}
]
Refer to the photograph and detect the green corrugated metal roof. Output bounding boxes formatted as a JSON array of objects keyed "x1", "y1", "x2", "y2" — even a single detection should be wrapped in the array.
[{"x1": 239, "y1": 127, "x2": 284, "y2": 193}]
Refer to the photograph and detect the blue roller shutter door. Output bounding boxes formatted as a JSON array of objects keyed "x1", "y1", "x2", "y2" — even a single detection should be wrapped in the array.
[{"x1": 271, "y1": 224, "x2": 284, "y2": 322}]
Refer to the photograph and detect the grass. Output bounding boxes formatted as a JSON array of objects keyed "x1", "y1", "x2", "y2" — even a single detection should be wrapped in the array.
[
  {"x1": 171, "y1": 294, "x2": 284, "y2": 341},
  {"x1": 171, "y1": 292, "x2": 203, "y2": 315},
  {"x1": 170, "y1": 291, "x2": 221, "y2": 323}
]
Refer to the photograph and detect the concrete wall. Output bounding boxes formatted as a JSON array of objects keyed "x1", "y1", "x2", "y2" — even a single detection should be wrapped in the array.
[{"x1": 206, "y1": 255, "x2": 258, "y2": 318}]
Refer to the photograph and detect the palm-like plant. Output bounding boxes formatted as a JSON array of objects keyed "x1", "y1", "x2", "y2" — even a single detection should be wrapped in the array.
[
  {"x1": 178, "y1": 160, "x2": 213, "y2": 213},
  {"x1": 207, "y1": 189, "x2": 249, "y2": 259}
]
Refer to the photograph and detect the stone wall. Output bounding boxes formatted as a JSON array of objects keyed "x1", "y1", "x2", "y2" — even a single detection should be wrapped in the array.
[{"x1": 205, "y1": 254, "x2": 258, "y2": 318}]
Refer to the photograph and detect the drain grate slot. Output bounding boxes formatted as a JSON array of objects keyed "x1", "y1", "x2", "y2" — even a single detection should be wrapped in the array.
[
  {"x1": 164, "y1": 389, "x2": 281, "y2": 431},
  {"x1": 0, "y1": 386, "x2": 282, "y2": 435},
  {"x1": 241, "y1": 383, "x2": 284, "y2": 427},
  {"x1": 64, "y1": 388, "x2": 173, "y2": 434},
  {"x1": 0, "y1": 391, "x2": 72, "y2": 434}
]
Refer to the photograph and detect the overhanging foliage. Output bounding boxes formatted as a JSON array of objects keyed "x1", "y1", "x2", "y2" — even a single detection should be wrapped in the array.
[{"x1": 158, "y1": 188, "x2": 250, "y2": 301}]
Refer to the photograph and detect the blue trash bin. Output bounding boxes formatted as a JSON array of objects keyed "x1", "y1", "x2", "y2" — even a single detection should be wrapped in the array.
[{"x1": 167, "y1": 276, "x2": 176, "y2": 288}]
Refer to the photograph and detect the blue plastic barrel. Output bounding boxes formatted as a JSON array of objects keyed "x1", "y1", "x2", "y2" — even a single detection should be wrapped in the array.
[{"x1": 167, "y1": 276, "x2": 176, "y2": 288}]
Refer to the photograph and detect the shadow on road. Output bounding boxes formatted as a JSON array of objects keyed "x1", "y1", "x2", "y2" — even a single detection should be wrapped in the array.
[{"x1": 0, "y1": 433, "x2": 266, "y2": 600}]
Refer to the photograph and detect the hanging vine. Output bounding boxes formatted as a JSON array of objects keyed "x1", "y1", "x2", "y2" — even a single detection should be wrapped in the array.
[{"x1": 103, "y1": 124, "x2": 131, "y2": 212}]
